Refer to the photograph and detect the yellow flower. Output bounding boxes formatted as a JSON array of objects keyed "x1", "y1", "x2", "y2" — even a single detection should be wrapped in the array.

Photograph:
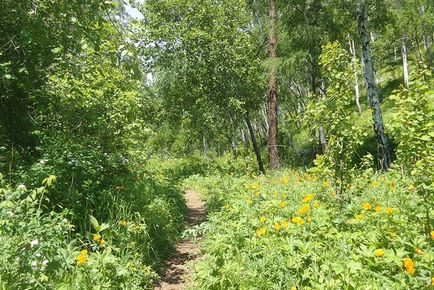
[
  {"x1": 374, "y1": 206, "x2": 382, "y2": 213},
  {"x1": 322, "y1": 180, "x2": 330, "y2": 188},
  {"x1": 297, "y1": 204, "x2": 310, "y2": 215},
  {"x1": 251, "y1": 183, "x2": 260, "y2": 191},
  {"x1": 374, "y1": 249, "x2": 385, "y2": 257},
  {"x1": 93, "y1": 234, "x2": 101, "y2": 243},
  {"x1": 431, "y1": 231, "x2": 434, "y2": 240},
  {"x1": 246, "y1": 199, "x2": 253, "y2": 206},
  {"x1": 274, "y1": 223, "x2": 281, "y2": 231},
  {"x1": 389, "y1": 232, "x2": 397, "y2": 238},
  {"x1": 259, "y1": 216, "x2": 267, "y2": 224},
  {"x1": 99, "y1": 239, "x2": 106, "y2": 247},
  {"x1": 281, "y1": 193, "x2": 287, "y2": 199},
  {"x1": 256, "y1": 227, "x2": 267, "y2": 237},
  {"x1": 370, "y1": 181, "x2": 378, "y2": 188},
  {"x1": 407, "y1": 184, "x2": 415, "y2": 191},
  {"x1": 403, "y1": 258, "x2": 415, "y2": 275},
  {"x1": 119, "y1": 220, "x2": 128, "y2": 226},
  {"x1": 279, "y1": 201, "x2": 287, "y2": 208},
  {"x1": 255, "y1": 191, "x2": 261, "y2": 197},
  {"x1": 386, "y1": 207, "x2": 395, "y2": 215},
  {"x1": 431, "y1": 277, "x2": 434, "y2": 286},
  {"x1": 389, "y1": 181, "x2": 396, "y2": 192},
  {"x1": 415, "y1": 248, "x2": 424, "y2": 255},
  {"x1": 313, "y1": 202, "x2": 319, "y2": 208},
  {"x1": 280, "y1": 176, "x2": 290, "y2": 186},
  {"x1": 362, "y1": 202, "x2": 372, "y2": 211},
  {"x1": 356, "y1": 214, "x2": 363, "y2": 220},
  {"x1": 280, "y1": 221, "x2": 289, "y2": 229},
  {"x1": 302, "y1": 194, "x2": 314, "y2": 203},
  {"x1": 307, "y1": 216, "x2": 312, "y2": 222},
  {"x1": 76, "y1": 250, "x2": 88, "y2": 266},
  {"x1": 291, "y1": 217, "x2": 305, "y2": 225},
  {"x1": 291, "y1": 287, "x2": 297, "y2": 290}
]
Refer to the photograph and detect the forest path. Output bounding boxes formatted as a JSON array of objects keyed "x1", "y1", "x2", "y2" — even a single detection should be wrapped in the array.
[{"x1": 154, "y1": 190, "x2": 206, "y2": 290}]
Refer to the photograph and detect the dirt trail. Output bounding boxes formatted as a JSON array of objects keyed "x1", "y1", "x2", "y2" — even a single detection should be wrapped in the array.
[{"x1": 154, "y1": 190, "x2": 206, "y2": 290}]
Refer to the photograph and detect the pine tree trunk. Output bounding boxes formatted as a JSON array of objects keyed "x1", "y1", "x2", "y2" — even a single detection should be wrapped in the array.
[
  {"x1": 356, "y1": 0, "x2": 392, "y2": 172},
  {"x1": 245, "y1": 113, "x2": 266, "y2": 174},
  {"x1": 267, "y1": 0, "x2": 279, "y2": 169}
]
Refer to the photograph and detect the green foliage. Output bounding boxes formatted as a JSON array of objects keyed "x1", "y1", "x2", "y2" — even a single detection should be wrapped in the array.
[
  {"x1": 305, "y1": 42, "x2": 366, "y2": 197},
  {"x1": 388, "y1": 67, "x2": 434, "y2": 236},
  {"x1": 190, "y1": 171, "x2": 434, "y2": 289}
]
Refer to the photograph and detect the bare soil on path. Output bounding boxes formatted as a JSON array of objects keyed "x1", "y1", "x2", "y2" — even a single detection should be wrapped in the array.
[{"x1": 154, "y1": 190, "x2": 206, "y2": 290}]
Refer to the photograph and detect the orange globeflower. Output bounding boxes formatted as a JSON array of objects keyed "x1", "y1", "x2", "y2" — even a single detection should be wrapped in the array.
[
  {"x1": 93, "y1": 234, "x2": 102, "y2": 243},
  {"x1": 362, "y1": 203, "x2": 372, "y2": 210},
  {"x1": 77, "y1": 250, "x2": 88, "y2": 266},
  {"x1": 256, "y1": 227, "x2": 267, "y2": 237},
  {"x1": 389, "y1": 232, "x2": 397, "y2": 238},
  {"x1": 297, "y1": 204, "x2": 310, "y2": 215},
  {"x1": 375, "y1": 206, "x2": 382, "y2": 213},
  {"x1": 403, "y1": 258, "x2": 415, "y2": 275},
  {"x1": 279, "y1": 201, "x2": 287, "y2": 208},
  {"x1": 431, "y1": 231, "x2": 434, "y2": 240},
  {"x1": 386, "y1": 207, "x2": 395, "y2": 215},
  {"x1": 303, "y1": 194, "x2": 314, "y2": 203},
  {"x1": 356, "y1": 214, "x2": 363, "y2": 220},
  {"x1": 374, "y1": 249, "x2": 385, "y2": 257}
]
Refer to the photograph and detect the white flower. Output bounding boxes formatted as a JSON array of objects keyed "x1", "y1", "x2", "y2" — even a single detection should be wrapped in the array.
[
  {"x1": 17, "y1": 184, "x2": 27, "y2": 191},
  {"x1": 30, "y1": 240, "x2": 39, "y2": 248}
]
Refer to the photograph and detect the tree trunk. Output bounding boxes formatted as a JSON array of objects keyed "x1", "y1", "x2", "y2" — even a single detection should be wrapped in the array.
[
  {"x1": 402, "y1": 36, "x2": 409, "y2": 88},
  {"x1": 245, "y1": 113, "x2": 266, "y2": 174},
  {"x1": 267, "y1": 0, "x2": 279, "y2": 170},
  {"x1": 356, "y1": 0, "x2": 392, "y2": 172},
  {"x1": 349, "y1": 37, "x2": 362, "y2": 114}
]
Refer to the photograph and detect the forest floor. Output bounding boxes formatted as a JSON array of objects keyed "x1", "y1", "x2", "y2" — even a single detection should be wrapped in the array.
[{"x1": 154, "y1": 190, "x2": 206, "y2": 290}]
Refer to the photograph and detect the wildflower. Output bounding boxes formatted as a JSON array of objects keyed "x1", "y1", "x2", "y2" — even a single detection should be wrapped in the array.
[
  {"x1": 313, "y1": 202, "x2": 319, "y2": 208},
  {"x1": 389, "y1": 232, "x2": 396, "y2": 238},
  {"x1": 279, "y1": 201, "x2": 287, "y2": 208},
  {"x1": 375, "y1": 206, "x2": 382, "y2": 213},
  {"x1": 307, "y1": 216, "x2": 312, "y2": 222},
  {"x1": 362, "y1": 203, "x2": 372, "y2": 211},
  {"x1": 30, "y1": 240, "x2": 39, "y2": 248},
  {"x1": 274, "y1": 223, "x2": 281, "y2": 231},
  {"x1": 297, "y1": 204, "x2": 310, "y2": 215},
  {"x1": 259, "y1": 216, "x2": 267, "y2": 224},
  {"x1": 280, "y1": 221, "x2": 289, "y2": 229},
  {"x1": 119, "y1": 220, "x2": 128, "y2": 226},
  {"x1": 303, "y1": 194, "x2": 314, "y2": 203},
  {"x1": 256, "y1": 227, "x2": 267, "y2": 237},
  {"x1": 370, "y1": 181, "x2": 378, "y2": 188},
  {"x1": 415, "y1": 248, "x2": 424, "y2": 255},
  {"x1": 291, "y1": 287, "x2": 297, "y2": 290},
  {"x1": 374, "y1": 249, "x2": 385, "y2": 257},
  {"x1": 251, "y1": 183, "x2": 260, "y2": 191},
  {"x1": 93, "y1": 234, "x2": 101, "y2": 243},
  {"x1": 255, "y1": 192, "x2": 261, "y2": 197},
  {"x1": 407, "y1": 184, "x2": 415, "y2": 191},
  {"x1": 246, "y1": 199, "x2": 253, "y2": 206},
  {"x1": 402, "y1": 258, "x2": 415, "y2": 275},
  {"x1": 432, "y1": 277, "x2": 434, "y2": 286},
  {"x1": 281, "y1": 193, "x2": 287, "y2": 199},
  {"x1": 389, "y1": 181, "x2": 396, "y2": 192},
  {"x1": 77, "y1": 250, "x2": 88, "y2": 265},
  {"x1": 291, "y1": 217, "x2": 305, "y2": 225},
  {"x1": 386, "y1": 207, "x2": 395, "y2": 215},
  {"x1": 281, "y1": 176, "x2": 290, "y2": 186},
  {"x1": 431, "y1": 231, "x2": 434, "y2": 240},
  {"x1": 356, "y1": 214, "x2": 363, "y2": 220},
  {"x1": 99, "y1": 239, "x2": 106, "y2": 247},
  {"x1": 322, "y1": 180, "x2": 330, "y2": 188}
]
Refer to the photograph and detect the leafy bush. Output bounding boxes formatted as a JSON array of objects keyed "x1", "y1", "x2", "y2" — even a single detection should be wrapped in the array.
[{"x1": 191, "y1": 171, "x2": 434, "y2": 289}]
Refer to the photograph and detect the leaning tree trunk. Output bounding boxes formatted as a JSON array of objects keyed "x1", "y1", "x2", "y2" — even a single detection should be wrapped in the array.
[
  {"x1": 356, "y1": 0, "x2": 392, "y2": 172},
  {"x1": 267, "y1": 0, "x2": 279, "y2": 170},
  {"x1": 245, "y1": 113, "x2": 266, "y2": 174}
]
